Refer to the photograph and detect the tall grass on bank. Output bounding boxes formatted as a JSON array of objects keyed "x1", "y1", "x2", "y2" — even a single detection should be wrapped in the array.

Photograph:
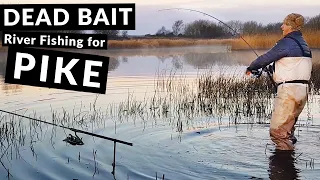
[
  {"x1": 106, "y1": 30, "x2": 320, "y2": 50},
  {"x1": 107, "y1": 39, "x2": 227, "y2": 49},
  {"x1": 303, "y1": 30, "x2": 320, "y2": 48},
  {"x1": 311, "y1": 63, "x2": 320, "y2": 94},
  {"x1": 230, "y1": 34, "x2": 281, "y2": 50},
  {"x1": 231, "y1": 31, "x2": 320, "y2": 50}
]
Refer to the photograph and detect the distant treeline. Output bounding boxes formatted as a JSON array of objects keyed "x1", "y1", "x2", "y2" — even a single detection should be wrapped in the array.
[
  {"x1": 149, "y1": 13, "x2": 320, "y2": 38},
  {"x1": 0, "y1": 13, "x2": 319, "y2": 41}
]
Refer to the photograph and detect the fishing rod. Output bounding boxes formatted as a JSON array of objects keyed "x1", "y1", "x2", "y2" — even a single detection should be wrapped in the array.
[
  {"x1": 158, "y1": 8, "x2": 278, "y2": 92},
  {"x1": 0, "y1": 109, "x2": 133, "y2": 146}
]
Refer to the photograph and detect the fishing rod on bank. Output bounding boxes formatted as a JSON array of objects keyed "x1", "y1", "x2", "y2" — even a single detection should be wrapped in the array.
[
  {"x1": 158, "y1": 8, "x2": 278, "y2": 92},
  {"x1": 0, "y1": 109, "x2": 132, "y2": 146},
  {"x1": 0, "y1": 108, "x2": 132, "y2": 175}
]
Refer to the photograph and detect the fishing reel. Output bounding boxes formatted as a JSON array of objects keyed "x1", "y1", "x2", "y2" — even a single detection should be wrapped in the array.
[
  {"x1": 63, "y1": 132, "x2": 84, "y2": 146},
  {"x1": 246, "y1": 64, "x2": 274, "y2": 79},
  {"x1": 251, "y1": 69, "x2": 263, "y2": 78},
  {"x1": 246, "y1": 68, "x2": 262, "y2": 78}
]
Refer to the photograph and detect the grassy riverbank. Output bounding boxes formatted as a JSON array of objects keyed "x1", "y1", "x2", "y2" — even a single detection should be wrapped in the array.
[
  {"x1": 1, "y1": 30, "x2": 319, "y2": 50},
  {"x1": 107, "y1": 30, "x2": 320, "y2": 50},
  {"x1": 229, "y1": 30, "x2": 320, "y2": 50}
]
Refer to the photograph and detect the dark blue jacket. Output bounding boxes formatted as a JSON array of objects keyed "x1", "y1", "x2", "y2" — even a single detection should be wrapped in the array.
[{"x1": 248, "y1": 31, "x2": 312, "y2": 71}]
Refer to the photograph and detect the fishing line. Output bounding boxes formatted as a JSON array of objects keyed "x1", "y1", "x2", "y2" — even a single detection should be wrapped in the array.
[
  {"x1": 158, "y1": 8, "x2": 277, "y2": 92},
  {"x1": 159, "y1": 8, "x2": 259, "y2": 56}
]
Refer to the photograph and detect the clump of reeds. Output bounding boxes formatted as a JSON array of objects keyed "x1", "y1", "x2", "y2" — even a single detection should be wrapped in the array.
[
  {"x1": 146, "y1": 69, "x2": 276, "y2": 128},
  {"x1": 311, "y1": 63, "x2": 320, "y2": 94},
  {"x1": 195, "y1": 72, "x2": 275, "y2": 124}
]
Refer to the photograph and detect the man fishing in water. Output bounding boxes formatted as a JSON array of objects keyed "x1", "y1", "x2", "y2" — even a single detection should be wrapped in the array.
[{"x1": 246, "y1": 13, "x2": 313, "y2": 151}]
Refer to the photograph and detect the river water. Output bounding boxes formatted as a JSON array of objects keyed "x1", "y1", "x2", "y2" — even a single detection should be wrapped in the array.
[{"x1": 0, "y1": 46, "x2": 320, "y2": 180}]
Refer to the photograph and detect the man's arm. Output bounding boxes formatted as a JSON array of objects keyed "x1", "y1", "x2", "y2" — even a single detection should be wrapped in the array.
[{"x1": 247, "y1": 38, "x2": 290, "y2": 71}]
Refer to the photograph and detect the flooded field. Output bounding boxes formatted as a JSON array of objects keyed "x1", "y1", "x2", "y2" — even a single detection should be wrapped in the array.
[{"x1": 0, "y1": 46, "x2": 320, "y2": 180}]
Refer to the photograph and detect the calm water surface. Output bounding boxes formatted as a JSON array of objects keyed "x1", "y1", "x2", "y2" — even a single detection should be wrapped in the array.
[{"x1": 0, "y1": 46, "x2": 320, "y2": 180}]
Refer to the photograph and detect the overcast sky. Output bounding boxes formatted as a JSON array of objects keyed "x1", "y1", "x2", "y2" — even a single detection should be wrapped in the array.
[{"x1": 2, "y1": 0, "x2": 320, "y2": 35}]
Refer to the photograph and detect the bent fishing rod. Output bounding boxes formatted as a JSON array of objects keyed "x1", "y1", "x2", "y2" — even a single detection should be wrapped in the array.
[
  {"x1": 158, "y1": 8, "x2": 277, "y2": 91},
  {"x1": 0, "y1": 109, "x2": 132, "y2": 146}
]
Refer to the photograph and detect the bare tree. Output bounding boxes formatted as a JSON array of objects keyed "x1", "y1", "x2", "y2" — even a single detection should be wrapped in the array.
[
  {"x1": 183, "y1": 19, "x2": 227, "y2": 38},
  {"x1": 263, "y1": 22, "x2": 282, "y2": 34},
  {"x1": 225, "y1": 20, "x2": 244, "y2": 35},
  {"x1": 305, "y1": 14, "x2": 320, "y2": 31},
  {"x1": 156, "y1": 26, "x2": 171, "y2": 36},
  {"x1": 242, "y1": 21, "x2": 264, "y2": 35},
  {"x1": 172, "y1": 20, "x2": 184, "y2": 36},
  {"x1": 121, "y1": 30, "x2": 128, "y2": 38}
]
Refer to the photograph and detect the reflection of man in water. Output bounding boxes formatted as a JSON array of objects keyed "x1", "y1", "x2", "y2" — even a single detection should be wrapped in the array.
[
  {"x1": 269, "y1": 150, "x2": 300, "y2": 179},
  {"x1": 246, "y1": 13, "x2": 312, "y2": 150}
]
